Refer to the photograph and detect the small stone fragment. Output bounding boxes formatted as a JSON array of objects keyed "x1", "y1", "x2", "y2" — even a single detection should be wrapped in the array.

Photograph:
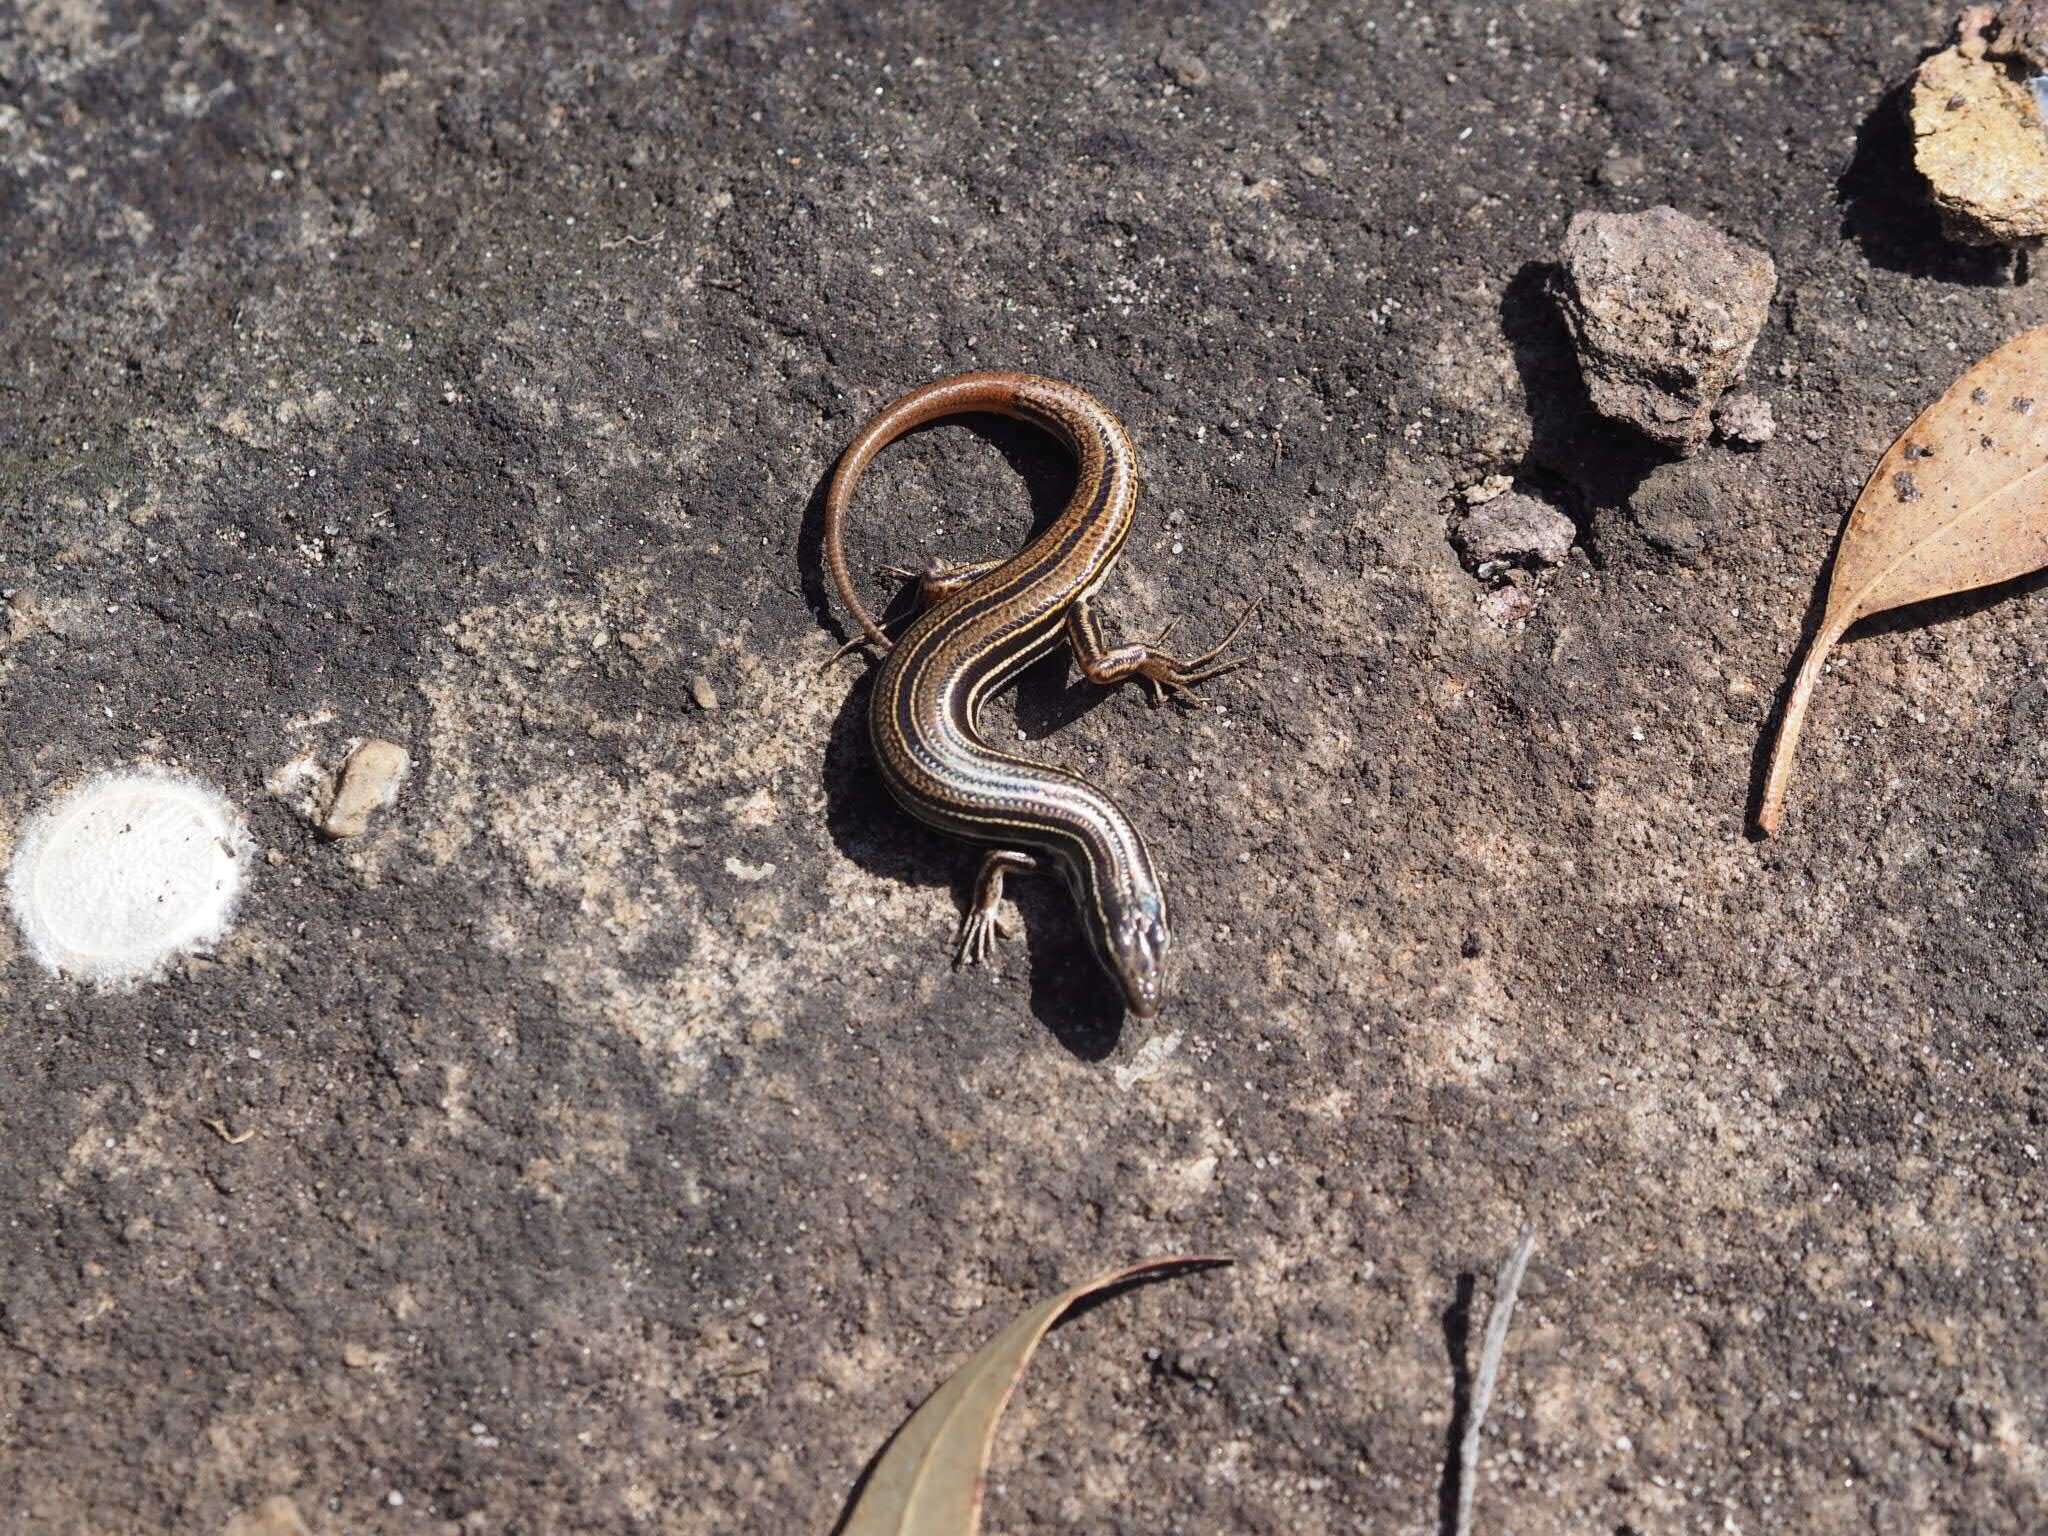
[
  {"x1": 1479, "y1": 584, "x2": 1538, "y2": 627},
  {"x1": 689, "y1": 675, "x2": 721, "y2": 711},
  {"x1": 1556, "y1": 206, "x2": 1777, "y2": 451},
  {"x1": 1450, "y1": 491, "x2": 1577, "y2": 572},
  {"x1": 1985, "y1": 0, "x2": 2048, "y2": 73},
  {"x1": 223, "y1": 1496, "x2": 312, "y2": 1536},
  {"x1": 1460, "y1": 472, "x2": 1515, "y2": 506},
  {"x1": 321, "y1": 739, "x2": 409, "y2": 840},
  {"x1": 1159, "y1": 40, "x2": 1210, "y2": 88},
  {"x1": 1628, "y1": 462, "x2": 1712, "y2": 565},
  {"x1": 1909, "y1": 5, "x2": 2048, "y2": 246},
  {"x1": 1595, "y1": 152, "x2": 1645, "y2": 190},
  {"x1": 1713, "y1": 392, "x2": 1776, "y2": 447}
]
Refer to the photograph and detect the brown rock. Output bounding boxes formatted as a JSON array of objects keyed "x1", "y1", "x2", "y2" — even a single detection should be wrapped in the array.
[
  {"x1": 1910, "y1": 7, "x2": 2048, "y2": 246},
  {"x1": 321, "y1": 738, "x2": 410, "y2": 840},
  {"x1": 1450, "y1": 492, "x2": 1577, "y2": 572},
  {"x1": 1556, "y1": 206, "x2": 1777, "y2": 451}
]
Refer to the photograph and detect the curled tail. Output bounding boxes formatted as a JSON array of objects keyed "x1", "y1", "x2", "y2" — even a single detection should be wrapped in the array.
[{"x1": 820, "y1": 371, "x2": 1052, "y2": 653}]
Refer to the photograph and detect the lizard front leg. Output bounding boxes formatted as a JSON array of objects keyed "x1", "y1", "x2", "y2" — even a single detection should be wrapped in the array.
[
  {"x1": 880, "y1": 555, "x2": 1011, "y2": 614},
  {"x1": 955, "y1": 848, "x2": 1042, "y2": 968}
]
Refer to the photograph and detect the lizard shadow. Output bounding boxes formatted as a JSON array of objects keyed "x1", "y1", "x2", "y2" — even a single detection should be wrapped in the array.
[{"x1": 803, "y1": 415, "x2": 1127, "y2": 1057}]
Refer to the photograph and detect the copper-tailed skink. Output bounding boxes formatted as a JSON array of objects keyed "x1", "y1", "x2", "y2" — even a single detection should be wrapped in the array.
[{"x1": 821, "y1": 370, "x2": 1253, "y2": 1017}]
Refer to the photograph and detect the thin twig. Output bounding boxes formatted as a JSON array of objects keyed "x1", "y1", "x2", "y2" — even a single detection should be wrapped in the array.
[{"x1": 1455, "y1": 1227, "x2": 1537, "y2": 1536}]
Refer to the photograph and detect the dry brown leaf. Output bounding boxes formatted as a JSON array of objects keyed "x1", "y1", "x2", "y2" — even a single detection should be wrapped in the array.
[
  {"x1": 1758, "y1": 326, "x2": 2048, "y2": 835},
  {"x1": 840, "y1": 1256, "x2": 1228, "y2": 1536}
]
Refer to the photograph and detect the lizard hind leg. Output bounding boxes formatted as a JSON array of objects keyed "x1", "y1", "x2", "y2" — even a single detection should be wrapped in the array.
[
  {"x1": 881, "y1": 555, "x2": 1010, "y2": 615},
  {"x1": 824, "y1": 556, "x2": 1010, "y2": 673},
  {"x1": 1066, "y1": 591, "x2": 1263, "y2": 706},
  {"x1": 954, "y1": 848, "x2": 1043, "y2": 969}
]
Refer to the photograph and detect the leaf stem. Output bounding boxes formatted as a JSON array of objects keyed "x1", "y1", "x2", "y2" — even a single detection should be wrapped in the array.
[{"x1": 1757, "y1": 617, "x2": 1846, "y2": 836}]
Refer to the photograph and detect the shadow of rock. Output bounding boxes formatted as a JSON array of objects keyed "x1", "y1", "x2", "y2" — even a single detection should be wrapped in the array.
[
  {"x1": 1499, "y1": 262, "x2": 1674, "y2": 555},
  {"x1": 1836, "y1": 79, "x2": 2019, "y2": 287}
]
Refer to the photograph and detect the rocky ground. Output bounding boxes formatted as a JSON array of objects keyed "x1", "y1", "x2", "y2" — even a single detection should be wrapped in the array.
[{"x1": 3, "y1": 1, "x2": 2047, "y2": 1532}]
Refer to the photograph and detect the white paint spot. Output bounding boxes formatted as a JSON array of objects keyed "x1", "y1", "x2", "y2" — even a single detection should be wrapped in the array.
[{"x1": 7, "y1": 767, "x2": 251, "y2": 984}]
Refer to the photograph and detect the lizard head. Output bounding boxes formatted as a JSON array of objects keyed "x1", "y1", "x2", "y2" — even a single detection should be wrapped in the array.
[{"x1": 1104, "y1": 886, "x2": 1171, "y2": 1019}]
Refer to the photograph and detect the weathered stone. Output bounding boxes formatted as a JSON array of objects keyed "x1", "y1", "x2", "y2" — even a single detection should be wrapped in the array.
[
  {"x1": 1595, "y1": 152, "x2": 1646, "y2": 190},
  {"x1": 1460, "y1": 472, "x2": 1514, "y2": 506},
  {"x1": 1713, "y1": 392, "x2": 1776, "y2": 448},
  {"x1": 321, "y1": 738, "x2": 409, "y2": 840},
  {"x1": 1910, "y1": 6, "x2": 2048, "y2": 246},
  {"x1": 1985, "y1": 0, "x2": 2048, "y2": 70},
  {"x1": 1450, "y1": 492, "x2": 1577, "y2": 571},
  {"x1": 1478, "y1": 582, "x2": 1538, "y2": 627},
  {"x1": 1556, "y1": 206, "x2": 1777, "y2": 451}
]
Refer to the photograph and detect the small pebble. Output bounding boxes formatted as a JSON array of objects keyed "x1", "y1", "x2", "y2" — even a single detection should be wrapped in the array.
[
  {"x1": 1158, "y1": 40, "x2": 1209, "y2": 88},
  {"x1": 1594, "y1": 152, "x2": 1645, "y2": 189},
  {"x1": 322, "y1": 738, "x2": 410, "y2": 840},
  {"x1": 1451, "y1": 491, "x2": 1576, "y2": 571},
  {"x1": 1460, "y1": 473, "x2": 1514, "y2": 506},
  {"x1": 690, "y1": 675, "x2": 721, "y2": 711},
  {"x1": 1713, "y1": 392, "x2": 1776, "y2": 448}
]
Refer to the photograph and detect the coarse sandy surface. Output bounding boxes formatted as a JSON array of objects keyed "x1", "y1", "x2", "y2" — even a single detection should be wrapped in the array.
[{"x1": 3, "y1": 2, "x2": 2046, "y2": 1532}]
